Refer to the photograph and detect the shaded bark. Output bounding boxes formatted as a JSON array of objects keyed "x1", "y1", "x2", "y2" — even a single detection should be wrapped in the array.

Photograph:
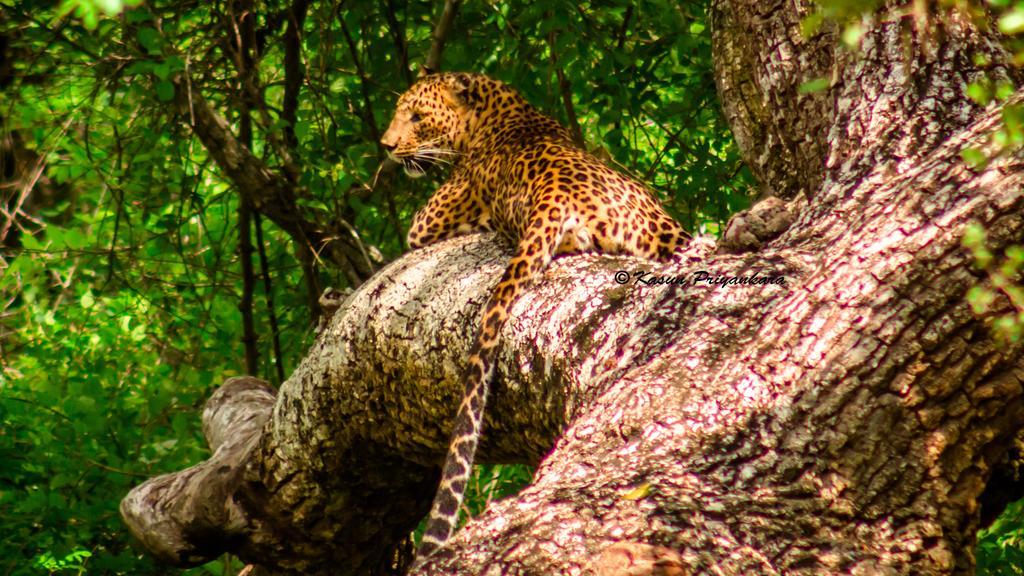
[
  {"x1": 281, "y1": 0, "x2": 309, "y2": 151},
  {"x1": 123, "y1": 3, "x2": 1024, "y2": 575}
]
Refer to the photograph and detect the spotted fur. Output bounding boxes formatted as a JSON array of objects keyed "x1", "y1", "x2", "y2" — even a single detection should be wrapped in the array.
[{"x1": 381, "y1": 72, "x2": 690, "y2": 564}]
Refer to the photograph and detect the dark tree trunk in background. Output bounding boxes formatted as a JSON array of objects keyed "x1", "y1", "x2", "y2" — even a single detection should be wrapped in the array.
[{"x1": 122, "y1": 2, "x2": 1024, "y2": 574}]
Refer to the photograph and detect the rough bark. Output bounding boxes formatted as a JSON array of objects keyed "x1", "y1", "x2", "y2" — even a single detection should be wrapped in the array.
[
  {"x1": 710, "y1": 1, "x2": 1020, "y2": 201},
  {"x1": 123, "y1": 3, "x2": 1024, "y2": 575}
]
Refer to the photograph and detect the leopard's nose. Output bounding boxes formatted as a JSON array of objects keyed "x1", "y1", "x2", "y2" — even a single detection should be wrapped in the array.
[{"x1": 380, "y1": 128, "x2": 398, "y2": 152}]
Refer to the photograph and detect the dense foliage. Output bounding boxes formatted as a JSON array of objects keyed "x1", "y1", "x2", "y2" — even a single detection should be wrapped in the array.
[{"x1": 0, "y1": 0, "x2": 1020, "y2": 574}]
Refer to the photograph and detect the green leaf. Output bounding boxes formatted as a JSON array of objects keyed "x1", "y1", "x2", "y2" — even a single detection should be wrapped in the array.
[
  {"x1": 960, "y1": 147, "x2": 988, "y2": 170},
  {"x1": 999, "y1": 9, "x2": 1024, "y2": 35},
  {"x1": 93, "y1": 0, "x2": 123, "y2": 14},
  {"x1": 21, "y1": 231, "x2": 43, "y2": 250},
  {"x1": 153, "y1": 62, "x2": 171, "y2": 80},
  {"x1": 798, "y1": 77, "x2": 829, "y2": 94},
  {"x1": 996, "y1": 81, "x2": 1015, "y2": 101},
  {"x1": 967, "y1": 81, "x2": 991, "y2": 106},
  {"x1": 124, "y1": 60, "x2": 154, "y2": 76},
  {"x1": 841, "y1": 23, "x2": 864, "y2": 48},
  {"x1": 137, "y1": 27, "x2": 162, "y2": 54},
  {"x1": 800, "y1": 12, "x2": 824, "y2": 37},
  {"x1": 64, "y1": 229, "x2": 87, "y2": 250},
  {"x1": 294, "y1": 119, "x2": 311, "y2": 141},
  {"x1": 156, "y1": 80, "x2": 175, "y2": 102}
]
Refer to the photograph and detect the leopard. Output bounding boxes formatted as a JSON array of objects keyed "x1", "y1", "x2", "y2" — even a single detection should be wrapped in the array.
[{"x1": 380, "y1": 72, "x2": 691, "y2": 566}]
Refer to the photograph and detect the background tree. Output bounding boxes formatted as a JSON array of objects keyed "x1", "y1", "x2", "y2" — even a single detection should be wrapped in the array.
[{"x1": 2, "y1": 0, "x2": 1024, "y2": 575}]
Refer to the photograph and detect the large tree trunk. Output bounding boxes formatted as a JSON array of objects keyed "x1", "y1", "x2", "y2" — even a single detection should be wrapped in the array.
[{"x1": 121, "y1": 2, "x2": 1024, "y2": 574}]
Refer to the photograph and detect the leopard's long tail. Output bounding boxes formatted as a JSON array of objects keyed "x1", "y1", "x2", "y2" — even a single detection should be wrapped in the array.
[
  {"x1": 413, "y1": 219, "x2": 561, "y2": 567},
  {"x1": 415, "y1": 331, "x2": 497, "y2": 560}
]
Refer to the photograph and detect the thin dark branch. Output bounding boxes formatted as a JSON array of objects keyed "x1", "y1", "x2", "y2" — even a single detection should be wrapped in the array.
[
  {"x1": 338, "y1": 15, "x2": 381, "y2": 144},
  {"x1": 339, "y1": 14, "x2": 406, "y2": 250},
  {"x1": 616, "y1": 5, "x2": 633, "y2": 49},
  {"x1": 239, "y1": 201, "x2": 259, "y2": 375},
  {"x1": 383, "y1": 0, "x2": 414, "y2": 85},
  {"x1": 254, "y1": 211, "x2": 286, "y2": 384},
  {"x1": 269, "y1": 78, "x2": 320, "y2": 329},
  {"x1": 235, "y1": 0, "x2": 260, "y2": 376},
  {"x1": 298, "y1": 245, "x2": 322, "y2": 326},
  {"x1": 547, "y1": 29, "x2": 584, "y2": 147},
  {"x1": 0, "y1": 394, "x2": 72, "y2": 422},
  {"x1": 282, "y1": 0, "x2": 310, "y2": 150},
  {"x1": 220, "y1": 0, "x2": 300, "y2": 182},
  {"x1": 424, "y1": 0, "x2": 460, "y2": 73},
  {"x1": 170, "y1": 71, "x2": 370, "y2": 285},
  {"x1": 639, "y1": 100, "x2": 709, "y2": 182}
]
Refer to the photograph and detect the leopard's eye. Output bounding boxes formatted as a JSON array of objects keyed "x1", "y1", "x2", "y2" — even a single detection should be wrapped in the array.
[{"x1": 410, "y1": 112, "x2": 422, "y2": 123}]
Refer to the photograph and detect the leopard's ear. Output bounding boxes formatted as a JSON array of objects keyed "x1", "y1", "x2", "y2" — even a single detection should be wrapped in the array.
[
  {"x1": 440, "y1": 73, "x2": 473, "y2": 107},
  {"x1": 417, "y1": 64, "x2": 435, "y2": 78}
]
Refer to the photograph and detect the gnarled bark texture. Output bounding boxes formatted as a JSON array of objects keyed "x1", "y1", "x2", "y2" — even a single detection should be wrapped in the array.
[{"x1": 123, "y1": 2, "x2": 1024, "y2": 575}]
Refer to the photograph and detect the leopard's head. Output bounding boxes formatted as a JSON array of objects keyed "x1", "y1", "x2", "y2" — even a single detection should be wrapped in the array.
[{"x1": 380, "y1": 73, "x2": 475, "y2": 178}]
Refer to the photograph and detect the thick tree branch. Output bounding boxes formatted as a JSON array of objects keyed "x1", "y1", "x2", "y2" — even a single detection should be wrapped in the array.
[
  {"x1": 122, "y1": 87, "x2": 1023, "y2": 572},
  {"x1": 121, "y1": 376, "x2": 275, "y2": 564},
  {"x1": 122, "y1": 236, "x2": 571, "y2": 572},
  {"x1": 709, "y1": 0, "x2": 833, "y2": 199},
  {"x1": 710, "y1": 1, "x2": 1020, "y2": 201},
  {"x1": 123, "y1": 3, "x2": 1024, "y2": 574},
  {"x1": 418, "y1": 94, "x2": 1024, "y2": 575}
]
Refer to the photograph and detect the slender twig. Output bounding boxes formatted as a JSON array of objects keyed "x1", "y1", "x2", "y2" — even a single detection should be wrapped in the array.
[
  {"x1": 339, "y1": 14, "x2": 406, "y2": 249},
  {"x1": 639, "y1": 100, "x2": 709, "y2": 181},
  {"x1": 547, "y1": 28, "x2": 585, "y2": 147},
  {"x1": 338, "y1": 15, "x2": 381, "y2": 143},
  {"x1": 0, "y1": 394, "x2": 71, "y2": 421},
  {"x1": 383, "y1": 0, "x2": 414, "y2": 85},
  {"x1": 616, "y1": 5, "x2": 633, "y2": 49},
  {"x1": 297, "y1": 247, "x2": 322, "y2": 327},
  {"x1": 0, "y1": 113, "x2": 76, "y2": 243},
  {"x1": 85, "y1": 459, "x2": 148, "y2": 478}
]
